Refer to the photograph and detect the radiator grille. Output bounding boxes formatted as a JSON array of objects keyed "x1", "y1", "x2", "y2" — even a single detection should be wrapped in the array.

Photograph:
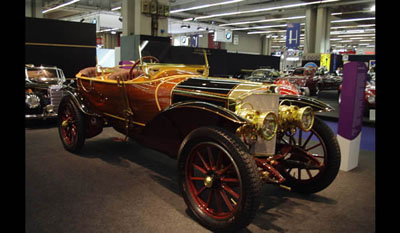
[
  {"x1": 241, "y1": 93, "x2": 279, "y2": 156},
  {"x1": 49, "y1": 85, "x2": 63, "y2": 113}
]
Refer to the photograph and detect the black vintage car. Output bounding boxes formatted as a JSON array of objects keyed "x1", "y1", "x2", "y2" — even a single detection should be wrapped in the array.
[
  {"x1": 25, "y1": 65, "x2": 66, "y2": 119},
  {"x1": 314, "y1": 67, "x2": 343, "y2": 94}
]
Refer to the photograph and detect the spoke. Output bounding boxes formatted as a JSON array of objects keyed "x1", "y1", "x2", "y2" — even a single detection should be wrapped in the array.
[
  {"x1": 221, "y1": 184, "x2": 240, "y2": 199},
  {"x1": 298, "y1": 130, "x2": 303, "y2": 146},
  {"x1": 215, "y1": 190, "x2": 223, "y2": 213},
  {"x1": 306, "y1": 169, "x2": 313, "y2": 179},
  {"x1": 207, "y1": 146, "x2": 215, "y2": 170},
  {"x1": 190, "y1": 176, "x2": 205, "y2": 181},
  {"x1": 305, "y1": 143, "x2": 322, "y2": 151},
  {"x1": 207, "y1": 189, "x2": 214, "y2": 208},
  {"x1": 197, "y1": 151, "x2": 210, "y2": 171},
  {"x1": 302, "y1": 131, "x2": 314, "y2": 149},
  {"x1": 298, "y1": 168, "x2": 301, "y2": 180},
  {"x1": 221, "y1": 177, "x2": 239, "y2": 183},
  {"x1": 219, "y1": 190, "x2": 234, "y2": 212},
  {"x1": 193, "y1": 164, "x2": 207, "y2": 174},
  {"x1": 197, "y1": 186, "x2": 206, "y2": 196},
  {"x1": 289, "y1": 135, "x2": 296, "y2": 145},
  {"x1": 218, "y1": 163, "x2": 233, "y2": 175}
]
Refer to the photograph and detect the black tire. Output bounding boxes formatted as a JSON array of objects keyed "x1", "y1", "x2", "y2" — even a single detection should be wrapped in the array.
[
  {"x1": 178, "y1": 127, "x2": 261, "y2": 232},
  {"x1": 278, "y1": 117, "x2": 341, "y2": 194},
  {"x1": 58, "y1": 96, "x2": 86, "y2": 153}
]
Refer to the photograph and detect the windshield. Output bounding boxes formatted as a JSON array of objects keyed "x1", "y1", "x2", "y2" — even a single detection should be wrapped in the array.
[
  {"x1": 292, "y1": 69, "x2": 304, "y2": 75},
  {"x1": 26, "y1": 67, "x2": 62, "y2": 84},
  {"x1": 252, "y1": 70, "x2": 271, "y2": 78}
]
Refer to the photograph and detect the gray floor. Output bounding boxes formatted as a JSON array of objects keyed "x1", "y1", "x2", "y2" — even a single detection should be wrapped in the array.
[{"x1": 25, "y1": 122, "x2": 375, "y2": 233}]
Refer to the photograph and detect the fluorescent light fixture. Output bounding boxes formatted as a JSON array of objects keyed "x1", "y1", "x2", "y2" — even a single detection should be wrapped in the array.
[
  {"x1": 171, "y1": 0, "x2": 244, "y2": 14},
  {"x1": 331, "y1": 24, "x2": 375, "y2": 29},
  {"x1": 233, "y1": 24, "x2": 288, "y2": 31},
  {"x1": 42, "y1": 0, "x2": 80, "y2": 14},
  {"x1": 331, "y1": 17, "x2": 375, "y2": 23},
  {"x1": 219, "y1": 16, "x2": 305, "y2": 27},
  {"x1": 194, "y1": 0, "x2": 339, "y2": 20},
  {"x1": 370, "y1": 5, "x2": 375, "y2": 11},
  {"x1": 340, "y1": 40, "x2": 353, "y2": 43},
  {"x1": 112, "y1": 6, "x2": 121, "y2": 11},
  {"x1": 338, "y1": 34, "x2": 375, "y2": 37}
]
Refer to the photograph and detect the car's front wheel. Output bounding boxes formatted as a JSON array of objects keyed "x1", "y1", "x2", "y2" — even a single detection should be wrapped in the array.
[
  {"x1": 178, "y1": 127, "x2": 261, "y2": 232},
  {"x1": 58, "y1": 96, "x2": 86, "y2": 153}
]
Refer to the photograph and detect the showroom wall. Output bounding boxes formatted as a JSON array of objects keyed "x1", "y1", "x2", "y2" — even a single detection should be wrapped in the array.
[
  {"x1": 25, "y1": 17, "x2": 96, "y2": 78},
  {"x1": 223, "y1": 31, "x2": 263, "y2": 55},
  {"x1": 172, "y1": 31, "x2": 263, "y2": 55}
]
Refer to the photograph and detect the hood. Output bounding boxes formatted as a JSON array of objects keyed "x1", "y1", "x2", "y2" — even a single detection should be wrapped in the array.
[
  {"x1": 285, "y1": 76, "x2": 307, "y2": 86},
  {"x1": 171, "y1": 77, "x2": 278, "y2": 111}
]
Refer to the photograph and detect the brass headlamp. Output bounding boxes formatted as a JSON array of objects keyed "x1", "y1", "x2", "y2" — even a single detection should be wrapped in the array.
[
  {"x1": 235, "y1": 103, "x2": 278, "y2": 141},
  {"x1": 278, "y1": 105, "x2": 314, "y2": 132}
]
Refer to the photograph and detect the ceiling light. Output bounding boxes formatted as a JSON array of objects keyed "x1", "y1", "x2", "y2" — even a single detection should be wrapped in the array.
[
  {"x1": 370, "y1": 5, "x2": 375, "y2": 12},
  {"x1": 331, "y1": 24, "x2": 375, "y2": 29},
  {"x1": 171, "y1": 0, "x2": 244, "y2": 14},
  {"x1": 338, "y1": 34, "x2": 375, "y2": 37},
  {"x1": 112, "y1": 6, "x2": 121, "y2": 11},
  {"x1": 194, "y1": 0, "x2": 339, "y2": 20},
  {"x1": 331, "y1": 17, "x2": 375, "y2": 23},
  {"x1": 219, "y1": 16, "x2": 305, "y2": 27},
  {"x1": 42, "y1": 0, "x2": 80, "y2": 14},
  {"x1": 233, "y1": 24, "x2": 288, "y2": 31}
]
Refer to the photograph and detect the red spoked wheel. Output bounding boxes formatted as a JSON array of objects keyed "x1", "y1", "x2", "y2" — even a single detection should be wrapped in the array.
[
  {"x1": 276, "y1": 117, "x2": 340, "y2": 193},
  {"x1": 58, "y1": 97, "x2": 86, "y2": 153},
  {"x1": 186, "y1": 142, "x2": 241, "y2": 219},
  {"x1": 178, "y1": 127, "x2": 261, "y2": 232}
]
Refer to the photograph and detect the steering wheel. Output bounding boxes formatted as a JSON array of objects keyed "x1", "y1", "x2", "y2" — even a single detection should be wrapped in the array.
[{"x1": 129, "y1": 56, "x2": 160, "y2": 80}]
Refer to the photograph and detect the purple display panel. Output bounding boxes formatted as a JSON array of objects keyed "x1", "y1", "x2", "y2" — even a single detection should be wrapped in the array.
[
  {"x1": 119, "y1": 60, "x2": 133, "y2": 69},
  {"x1": 338, "y1": 62, "x2": 367, "y2": 140}
]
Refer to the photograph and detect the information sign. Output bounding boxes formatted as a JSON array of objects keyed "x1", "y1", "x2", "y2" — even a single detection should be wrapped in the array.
[{"x1": 286, "y1": 23, "x2": 300, "y2": 49}]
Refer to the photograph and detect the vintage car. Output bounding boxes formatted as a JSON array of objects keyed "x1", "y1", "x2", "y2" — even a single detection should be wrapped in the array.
[
  {"x1": 57, "y1": 49, "x2": 340, "y2": 232},
  {"x1": 280, "y1": 67, "x2": 319, "y2": 96},
  {"x1": 245, "y1": 68, "x2": 301, "y2": 95},
  {"x1": 314, "y1": 67, "x2": 343, "y2": 93},
  {"x1": 25, "y1": 64, "x2": 66, "y2": 119}
]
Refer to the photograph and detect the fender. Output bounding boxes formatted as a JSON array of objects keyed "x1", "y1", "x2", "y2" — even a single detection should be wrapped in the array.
[
  {"x1": 138, "y1": 101, "x2": 248, "y2": 158},
  {"x1": 279, "y1": 95, "x2": 334, "y2": 112},
  {"x1": 60, "y1": 85, "x2": 101, "y2": 117}
]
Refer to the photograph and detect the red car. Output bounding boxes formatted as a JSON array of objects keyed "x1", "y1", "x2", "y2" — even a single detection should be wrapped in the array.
[
  {"x1": 281, "y1": 67, "x2": 319, "y2": 96},
  {"x1": 244, "y1": 69, "x2": 301, "y2": 95}
]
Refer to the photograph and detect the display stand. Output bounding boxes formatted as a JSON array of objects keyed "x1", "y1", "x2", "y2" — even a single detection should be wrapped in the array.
[{"x1": 337, "y1": 61, "x2": 367, "y2": 171}]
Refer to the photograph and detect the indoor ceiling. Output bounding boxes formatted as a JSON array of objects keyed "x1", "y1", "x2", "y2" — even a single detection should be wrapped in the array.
[{"x1": 41, "y1": 0, "x2": 375, "y2": 51}]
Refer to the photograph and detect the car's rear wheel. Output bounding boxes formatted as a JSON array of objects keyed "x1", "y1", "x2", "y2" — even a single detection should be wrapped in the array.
[
  {"x1": 178, "y1": 127, "x2": 261, "y2": 232},
  {"x1": 58, "y1": 97, "x2": 86, "y2": 153}
]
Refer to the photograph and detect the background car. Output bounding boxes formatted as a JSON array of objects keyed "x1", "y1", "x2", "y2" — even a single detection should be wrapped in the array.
[
  {"x1": 315, "y1": 67, "x2": 343, "y2": 94},
  {"x1": 280, "y1": 67, "x2": 319, "y2": 96},
  {"x1": 245, "y1": 69, "x2": 301, "y2": 95},
  {"x1": 25, "y1": 64, "x2": 65, "y2": 119}
]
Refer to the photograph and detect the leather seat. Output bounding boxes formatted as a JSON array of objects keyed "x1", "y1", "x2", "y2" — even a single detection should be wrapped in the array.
[
  {"x1": 107, "y1": 69, "x2": 143, "y2": 81},
  {"x1": 79, "y1": 67, "x2": 97, "y2": 77}
]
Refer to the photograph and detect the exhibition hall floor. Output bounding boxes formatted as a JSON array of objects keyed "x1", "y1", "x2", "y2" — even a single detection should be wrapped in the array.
[{"x1": 25, "y1": 118, "x2": 375, "y2": 233}]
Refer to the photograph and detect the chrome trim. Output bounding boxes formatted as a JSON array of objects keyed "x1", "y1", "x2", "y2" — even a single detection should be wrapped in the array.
[{"x1": 279, "y1": 95, "x2": 335, "y2": 112}]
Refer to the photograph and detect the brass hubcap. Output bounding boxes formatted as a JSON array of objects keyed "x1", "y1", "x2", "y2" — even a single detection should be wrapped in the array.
[
  {"x1": 204, "y1": 176, "x2": 213, "y2": 188},
  {"x1": 61, "y1": 119, "x2": 69, "y2": 128}
]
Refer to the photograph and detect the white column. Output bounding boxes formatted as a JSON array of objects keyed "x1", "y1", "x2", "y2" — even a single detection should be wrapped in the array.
[
  {"x1": 315, "y1": 7, "x2": 331, "y2": 53},
  {"x1": 304, "y1": 6, "x2": 316, "y2": 53}
]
